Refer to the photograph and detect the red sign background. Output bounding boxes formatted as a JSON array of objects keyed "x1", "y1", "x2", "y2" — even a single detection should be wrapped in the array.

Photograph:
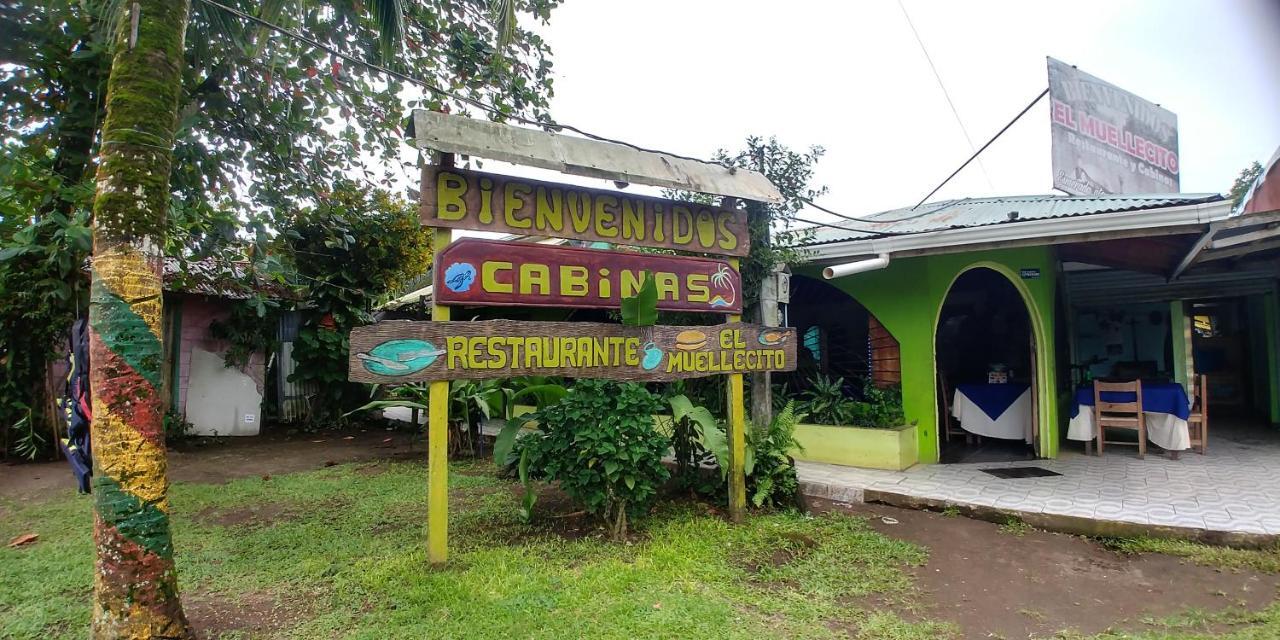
[{"x1": 434, "y1": 239, "x2": 741, "y2": 314}]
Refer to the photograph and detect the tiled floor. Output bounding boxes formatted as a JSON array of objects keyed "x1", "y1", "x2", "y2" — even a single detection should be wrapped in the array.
[{"x1": 797, "y1": 421, "x2": 1280, "y2": 537}]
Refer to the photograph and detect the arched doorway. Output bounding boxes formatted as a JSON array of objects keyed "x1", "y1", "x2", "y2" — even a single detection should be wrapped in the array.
[
  {"x1": 935, "y1": 267, "x2": 1039, "y2": 463},
  {"x1": 778, "y1": 274, "x2": 901, "y2": 407}
]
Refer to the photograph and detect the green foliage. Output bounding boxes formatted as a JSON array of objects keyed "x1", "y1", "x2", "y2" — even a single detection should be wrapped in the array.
[
  {"x1": 664, "y1": 136, "x2": 826, "y2": 320},
  {"x1": 0, "y1": 209, "x2": 92, "y2": 458},
  {"x1": 1229, "y1": 160, "x2": 1264, "y2": 209},
  {"x1": 744, "y1": 400, "x2": 804, "y2": 508},
  {"x1": 515, "y1": 379, "x2": 670, "y2": 539},
  {"x1": 3, "y1": 0, "x2": 559, "y2": 235},
  {"x1": 282, "y1": 185, "x2": 432, "y2": 423},
  {"x1": 795, "y1": 374, "x2": 856, "y2": 425},
  {"x1": 667, "y1": 394, "x2": 721, "y2": 495},
  {"x1": 620, "y1": 271, "x2": 658, "y2": 326},
  {"x1": 795, "y1": 375, "x2": 904, "y2": 428},
  {"x1": 667, "y1": 394, "x2": 804, "y2": 509}
]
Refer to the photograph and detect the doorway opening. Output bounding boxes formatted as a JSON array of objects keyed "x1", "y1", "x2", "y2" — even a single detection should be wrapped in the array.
[
  {"x1": 1190, "y1": 297, "x2": 1274, "y2": 434},
  {"x1": 936, "y1": 267, "x2": 1038, "y2": 464}
]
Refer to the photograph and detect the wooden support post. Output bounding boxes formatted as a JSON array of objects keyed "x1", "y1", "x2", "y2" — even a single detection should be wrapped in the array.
[
  {"x1": 727, "y1": 255, "x2": 747, "y2": 523},
  {"x1": 427, "y1": 155, "x2": 454, "y2": 564}
]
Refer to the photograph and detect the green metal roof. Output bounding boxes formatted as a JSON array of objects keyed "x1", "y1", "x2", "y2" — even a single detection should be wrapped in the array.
[{"x1": 800, "y1": 193, "x2": 1225, "y2": 246}]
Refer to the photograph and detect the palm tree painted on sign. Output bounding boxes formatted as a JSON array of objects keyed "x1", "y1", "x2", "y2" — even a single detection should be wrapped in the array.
[{"x1": 708, "y1": 263, "x2": 738, "y2": 309}]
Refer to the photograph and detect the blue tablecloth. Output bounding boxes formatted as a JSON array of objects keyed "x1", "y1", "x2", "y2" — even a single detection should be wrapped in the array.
[
  {"x1": 955, "y1": 383, "x2": 1031, "y2": 420},
  {"x1": 1070, "y1": 382, "x2": 1190, "y2": 420}
]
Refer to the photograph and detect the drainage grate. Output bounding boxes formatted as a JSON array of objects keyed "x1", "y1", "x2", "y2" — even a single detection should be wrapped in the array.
[{"x1": 980, "y1": 466, "x2": 1062, "y2": 479}]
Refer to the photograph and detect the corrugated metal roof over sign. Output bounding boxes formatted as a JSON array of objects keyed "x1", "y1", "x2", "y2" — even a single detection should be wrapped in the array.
[{"x1": 801, "y1": 193, "x2": 1225, "y2": 246}]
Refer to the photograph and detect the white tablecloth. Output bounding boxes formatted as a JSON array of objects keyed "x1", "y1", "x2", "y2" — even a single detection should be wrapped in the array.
[
  {"x1": 952, "y1": 387, "x2": 1033, "y2": 443},
  {"x1": 1067, "y1": 411, "x2": 1190, "y2": 451}
]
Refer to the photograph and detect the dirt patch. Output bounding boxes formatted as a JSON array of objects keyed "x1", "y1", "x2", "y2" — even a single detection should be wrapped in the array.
[
  {"x1": 808, "y1": 497, "x2": 1280, "y2": 639},
  {"x1": 194, "y1": 502, "x2": 301, "y2": 529},
  {"x1": 0, "y1": 428, "x2": 422, "y2": 500},
  {"x1": 185, "y1": 588, "x2": 312, "y2": 639}
]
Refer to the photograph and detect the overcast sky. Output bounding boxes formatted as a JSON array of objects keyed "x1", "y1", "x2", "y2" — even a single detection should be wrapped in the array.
[{"x1": 498, "y1": 0, "x2": 1280, "y2": 221}]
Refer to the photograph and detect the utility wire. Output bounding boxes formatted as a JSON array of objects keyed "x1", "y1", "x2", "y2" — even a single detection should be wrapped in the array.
[
  {"x1": 199, "y1": 0, "x2": 1003, "y2": 241},
  {"x1": 913, "y1": 88, "x2": 1049, "y2": 210},
  {"x1": 195, "y1": 0, "x2": 718, "y2": 167},
  {"x1": 897, "y1": 0, "x2": 994, "y2": 190}
]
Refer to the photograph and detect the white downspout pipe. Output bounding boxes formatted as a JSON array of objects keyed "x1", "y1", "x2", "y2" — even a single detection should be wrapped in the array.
[{"x1": 822, "y1": 253, "x2": 890, "y2": 279}]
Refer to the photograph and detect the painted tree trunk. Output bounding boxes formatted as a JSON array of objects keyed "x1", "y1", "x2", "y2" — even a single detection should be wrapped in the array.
[{"x1": 88, "y1": 1, "x2": 193, "y2": 638}]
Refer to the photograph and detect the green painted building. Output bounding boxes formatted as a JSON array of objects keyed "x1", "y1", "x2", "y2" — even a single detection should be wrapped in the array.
[{"x1": 784, "y1": 193, "x2": 1280, "y2": 469}]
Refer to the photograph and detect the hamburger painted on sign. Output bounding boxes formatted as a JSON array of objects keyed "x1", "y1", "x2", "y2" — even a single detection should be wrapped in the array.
[
  {"x1": 434, "y1": 239, "x2": 742, "y2": 314},
  {"x1": 349, "y1": 320, "x2": 797, "y2": 383}
]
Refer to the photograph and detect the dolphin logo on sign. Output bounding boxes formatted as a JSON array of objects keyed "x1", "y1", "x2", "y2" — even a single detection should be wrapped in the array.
[{"x1": 356, "y1": 339, "x2": 446, "y2": 376}]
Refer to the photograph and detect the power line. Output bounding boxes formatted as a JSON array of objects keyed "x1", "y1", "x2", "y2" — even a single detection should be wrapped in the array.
[
  {"x1": 913, "y1": 88, "x2": 1049, "y2": 210},
  {"x1": 194, "y1": 0, "x2": 719, "y2": 167},
  {"x1": 897, "y1": 0, "x2": 994, "y2": 191}
]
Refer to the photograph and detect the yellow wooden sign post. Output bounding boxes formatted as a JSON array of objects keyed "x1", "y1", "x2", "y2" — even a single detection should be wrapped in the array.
[
  {"x1": 723, "y1": 196, "x2": 746, "y2": 522},
  {"x1": 427, "y1": 226, "x2": 452, "y2": 564}
]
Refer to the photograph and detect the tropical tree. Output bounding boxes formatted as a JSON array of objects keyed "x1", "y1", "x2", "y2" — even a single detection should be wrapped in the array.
[
  {"x1": 86, "y1": 2, "x2": 194, "y2": 637},
  {"x1": 2, "y1": 1, "x2": 556, "y2": 448},
  {"x1": 68, "y1": 0, "x2": 546, "y2": 635}
]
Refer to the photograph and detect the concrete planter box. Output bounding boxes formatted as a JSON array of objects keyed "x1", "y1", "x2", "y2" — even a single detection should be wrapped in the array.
[{"x1": 791, "y1": 422, "x2": 917, "y2": 471}]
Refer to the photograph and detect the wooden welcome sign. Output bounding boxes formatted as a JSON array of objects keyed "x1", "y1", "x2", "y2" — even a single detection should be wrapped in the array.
[
  {"x1": 434, "y1": 239, "x2": 742, "y2": 313},
  {"x1": 421, "y1": 166, "x2": 750, "y2": 256},
  {"x1": 350, "y1": 320, "x2": 795, "y2": 383}
]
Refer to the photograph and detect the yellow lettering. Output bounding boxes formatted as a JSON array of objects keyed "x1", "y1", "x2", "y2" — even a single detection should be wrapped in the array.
[
  {"x1": 488, "y1": 337, "x2": 507, "y2": 369},
  {"x1": 478, "y1": 178, "x2": 494, "y2": 224},
  {"x1": 733, "y1": 330, "x2": 746, "y2": 349},
  {"x1": 594, "y1": 195, "x2": 619, "y2": 238},
  {"x1": 577, "y1": 338, "x2": 593, "y2": 365},
  {"x1": 686, "y1": 274, "x2": 709, "y2": 302},
  {"x1": 654, "y1": 272, "x2": 679, "y2": 302},
  {"x1": 519, "y1": 263, "x2": 550, "y2": 295},
  {"x1": 482, "y1": 261, "x2": 513, "y2": 293},
  {"x1": 716, "y1": 211, "x2": 737, "y2": 252},
  {"x1": 775, "y1": 350, "x2": 786, "y2": 369},
  {"x1": 719, "y1": 329, "x2": 734, "y2": 349},
  {"x1": 436, "y1": 171, "x2": 467, "y2": 221},
  {"x1": 619, "y1": 270, "x2": 644, "y2": 297},
  {"x1": 746, "y1": 351, "x2": 758, "y2": 369},
  {"x1": 568, "y1": 192, "x2": 592, "y2": 233},
  {"x1": 624, "y1": 338, "x2": 640, "y2": 365},
  {"x1": 446, "y1": 337, "x2": 467, "y2": 369},
  {"x1": 504, "y1": 182, "x2": 533, "y2": 229},
  {"x1": 654, "y1": 205, "x2": 666, "y2": 242},
  {"x1": 733, "y1": 351, "x2": 745, "y2": 370},
  {"x1": 535, "y1": 186, "x2": 564, "y2": 233},
  {"x1": 621, "y1": 199, "x2": 645, "y2": 241},
  {"x1": 672, "y1": 206, "x2": 694, "y2": 244},
  {"x1": 561, "y1": 266, "x2": 589, "y2": 297},
  {"x1": 561, "y1": 337, "x2": 577, "y2": 368},
  {"x1": 597, "y1": 269, "x2": 611, "y2": 299},
  {"x1": 467, "y1": 336, "x2": 487, "y2": 369},
  {"x1": 695, "y1": 209, "x2": 716, "y2": 249}
]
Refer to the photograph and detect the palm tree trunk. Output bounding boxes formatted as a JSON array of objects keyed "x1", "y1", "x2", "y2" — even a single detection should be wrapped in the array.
[{"x1": 88, "y1": 1, "x2": 193, "y2": 638}]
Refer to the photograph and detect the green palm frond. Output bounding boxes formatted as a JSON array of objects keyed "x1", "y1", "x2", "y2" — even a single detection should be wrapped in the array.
[
  {"x1": 488, "y1": 0, "x2": 516, "y2": 47},
  {"x1": 365, "y1": 0, "x2": 405, "y2": 62}
]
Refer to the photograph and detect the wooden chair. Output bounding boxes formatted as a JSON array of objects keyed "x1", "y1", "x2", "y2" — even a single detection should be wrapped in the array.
[
  {"x1": 1093, "y1": 380, "x2": 1146, "y2": 459},
  {"x1": 1187, "y1": 374, "x2": 1208, "y2": 454},
  {"x1": 938, "y1": 375, "x2": 972, "y2": 445}
]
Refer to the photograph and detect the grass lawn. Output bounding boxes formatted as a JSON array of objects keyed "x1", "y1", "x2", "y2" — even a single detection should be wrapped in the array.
[{"x1": 3, "y1": 458, "x2": 1280, "y2": 639}]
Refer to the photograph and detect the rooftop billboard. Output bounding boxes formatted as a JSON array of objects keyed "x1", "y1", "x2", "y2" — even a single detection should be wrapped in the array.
[{"x1": 1047, "y1": 57, "x2": 1179, "y2": 195}]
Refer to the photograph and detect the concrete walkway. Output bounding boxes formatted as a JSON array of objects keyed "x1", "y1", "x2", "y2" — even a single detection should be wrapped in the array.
[{"x1": 797, "y1": 424, "x2": 1280, "y2": 545}]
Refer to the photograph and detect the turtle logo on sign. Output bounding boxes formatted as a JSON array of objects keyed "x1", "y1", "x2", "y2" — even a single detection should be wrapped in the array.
[{"x1": 356, "y1": 339, "x2": 446, "y2": 376}]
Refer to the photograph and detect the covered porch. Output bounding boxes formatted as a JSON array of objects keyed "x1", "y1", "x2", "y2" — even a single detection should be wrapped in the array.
[{"x1": 798, "y1": 416, "x2": 1280, "y2": 542}]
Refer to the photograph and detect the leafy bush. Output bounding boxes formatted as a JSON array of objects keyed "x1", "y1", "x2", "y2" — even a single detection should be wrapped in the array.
[
  {"x1": 514, "y1": 379, "x2": 670, "y2": 539},
  {"x1": 667, "y1": 395, "x2": 805, "y2": 509},
  {"x1": 795, "y1": 374, "x2": 904, "y2": 428},
  {"x1": 280, "y1": 185, "x2": 433, "y2": 424}
]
